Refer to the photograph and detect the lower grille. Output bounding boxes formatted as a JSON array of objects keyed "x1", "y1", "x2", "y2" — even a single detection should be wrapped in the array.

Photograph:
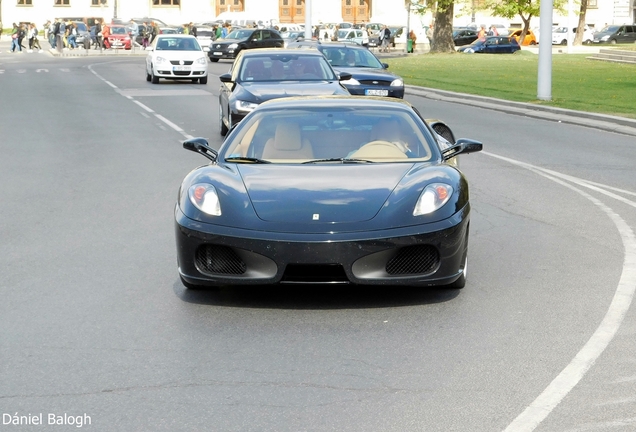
[
  {"x1": 195, "y1": 245, "x2": 246, "y2": 275},
  {"x1": 386, "y1": 245, "x2": 439, "y2": 275},
  {"x1": 281, "y1": 264, "x2": 348, "y2": 284},
  {"x1": 359, "y1": 80, "x2": 391, "y2": 86},
  {"x1": 173, "y1": 71, "x2": 191, "y2": 76}
]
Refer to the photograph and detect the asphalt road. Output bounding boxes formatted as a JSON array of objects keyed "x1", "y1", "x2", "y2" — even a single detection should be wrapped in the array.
[{"x1": 1, "y1": 47, "x2": 636, "y2": 432}]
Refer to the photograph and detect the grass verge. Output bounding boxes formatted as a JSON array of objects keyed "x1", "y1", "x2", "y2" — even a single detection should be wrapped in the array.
[{"x1": 387, "y1": 49, "x2": 636, "y2": 119}]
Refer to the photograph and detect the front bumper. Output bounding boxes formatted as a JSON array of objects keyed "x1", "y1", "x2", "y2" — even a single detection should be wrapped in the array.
[
  {"x1": 175, "y1": 205, "x2": 470, "y2": 287},
  {"x1": 344, "y1": 85, "x2": 405, "y2": 99},
  {"x1": 208, "y1": 48, "x2": 237, "y2": 60},
  {"x1": 155, "y1": 64, "x2": 208, "y2": 79}
]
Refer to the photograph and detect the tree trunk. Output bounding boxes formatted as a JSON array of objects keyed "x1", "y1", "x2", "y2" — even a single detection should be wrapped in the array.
[
  {"x1": 430, "y1": 1, "x2": 455, "y2": 53},
  {"x1": 573, "y1": 0, "x2": 588, "y2": 45},
  {"x1": 518, "y1": 13, "x2": 532, "y2": 45}
]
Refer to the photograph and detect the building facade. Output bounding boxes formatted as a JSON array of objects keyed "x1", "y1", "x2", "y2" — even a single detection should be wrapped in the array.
[{"x1": 2, "y1": 0, "x2": 634, "y2": 33}]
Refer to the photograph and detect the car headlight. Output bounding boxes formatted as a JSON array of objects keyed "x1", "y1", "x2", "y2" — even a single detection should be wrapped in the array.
[
  {"x1": 155, "y1": 56, "x2": 166, "y2": 64},
  {"x1": 390, "y1": 78, "x2": 403, "y2": 87},
  {"x1": 188, "y1": 184, "x2": 221, "y2": 216},
  {"x1": 196, "y1": 57, "x2": 207, "y2": 65},
  {"x1": 234, "y1": 100, "x2": 259, "y2": 112},
  {"x1": 413, "y1": 183, "x2": 453, "y2": 216},
  {"x1": 228, "y1": 43, "x2": 238, "y2": 49},
  {"x1": 340, "y1": 77, "x2": 361, "y2": 85}
]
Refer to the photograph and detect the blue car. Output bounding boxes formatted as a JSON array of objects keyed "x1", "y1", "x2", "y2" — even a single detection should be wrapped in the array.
[
  {"x1": 174, "y1": 96, "x2": 483, "y2": 290},
  {"x1": 458, "y1": 36, "x2": 520, "y2": 53}
]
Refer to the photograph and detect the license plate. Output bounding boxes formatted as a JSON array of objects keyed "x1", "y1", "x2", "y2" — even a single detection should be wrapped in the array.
[
  {"x1": 365, "y1": 89, "x2": 389, "y2": 96},
  {"x1": 213, "y1": 51, "x2": 222, "y2": 55},
  {"x1": 173, "y1": 66, "x2": 191, "y2": 71}
]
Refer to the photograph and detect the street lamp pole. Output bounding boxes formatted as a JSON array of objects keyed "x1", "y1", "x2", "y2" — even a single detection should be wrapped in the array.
[{"x1": 305, "y1": 0, "x2": 313, "y2": 40}]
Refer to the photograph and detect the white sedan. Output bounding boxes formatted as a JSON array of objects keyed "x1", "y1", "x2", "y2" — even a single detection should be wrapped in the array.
[{"x1": 146, "y1": 34, "x2": 209, "y2": 84}]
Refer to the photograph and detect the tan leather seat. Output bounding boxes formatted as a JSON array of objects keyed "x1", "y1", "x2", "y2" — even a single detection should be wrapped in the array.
[{"x1": 262, "y1": 123, "x2": 314, "y2": 159}]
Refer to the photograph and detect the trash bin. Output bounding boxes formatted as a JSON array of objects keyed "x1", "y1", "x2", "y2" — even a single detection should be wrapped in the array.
[{"x1": 407, "y1": 38, "x2": 413, "y2": 53}]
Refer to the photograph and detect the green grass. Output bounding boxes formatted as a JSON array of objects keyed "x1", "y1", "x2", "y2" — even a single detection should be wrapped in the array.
[{"x1": 387, "y1": 50, "x2": 636, "y2": 119}]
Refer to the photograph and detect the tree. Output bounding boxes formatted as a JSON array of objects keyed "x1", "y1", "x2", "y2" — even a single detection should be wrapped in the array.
[
  {"x1": 408, "y1": 0, "x2": 457, "y2": 53},
  {"x1": 573, "y1": 0, "x2": 588, "y2": 45},
  {"x1": 481, "y1": 0, "x2": 566, "y2": 45}
]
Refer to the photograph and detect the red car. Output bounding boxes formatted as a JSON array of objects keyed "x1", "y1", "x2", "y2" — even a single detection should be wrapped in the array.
[{"x1": 104, "y1": 25, "x2": 132, "y2": 50}]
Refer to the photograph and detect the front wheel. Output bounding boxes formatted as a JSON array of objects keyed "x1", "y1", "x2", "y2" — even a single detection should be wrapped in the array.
[
  {"x1": 199, "y1": 75, "x2": 208, "y2": 84},
  {"x1": 610, "y1": 39, "x2": 617, "y2": 44},
  {"x1": 151, "y1": 65, "x2": 159, "y2": 84},
  {"x1": 219, "y1": 104, "x2": 228, "y2": 136}
]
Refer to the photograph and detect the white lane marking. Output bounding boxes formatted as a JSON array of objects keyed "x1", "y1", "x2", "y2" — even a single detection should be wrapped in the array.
[
  {"x1": 140, "y1": 112, "x2": 150, "y2": 119},
  {"x1": 133, "y1": 100, "x2": 154, "y2": 113},
  {"x1": 36, "y1": 69, "x2": 49, "y2": 73},
  {"x1": 484, "y1": 152, "x2": 636, "y2": 432},
  {"x1": 104, "y1": 81, "x2": 118, "y2": 89},
  {"x1": 154, "y1": 114, "x2": 184, "y2": 133}
]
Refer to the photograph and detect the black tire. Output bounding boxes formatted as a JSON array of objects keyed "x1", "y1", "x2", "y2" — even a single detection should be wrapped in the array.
[
  {"x1": 219, "y1": 104, "x2": 228, "y2": 136},
  {"x1": 560, "y1": 39, "x2": 567, "y2": 45},
  {"x1": 210, "y1": 57, "x2": 219, "y2": 62},
  {"x1": 191, "y1": 78, "x2": 199, "y2": 83},
  {"x1": 146, "y1": 71, "x2": 151, "y2": 82},
  {"x1": 610, "y1": 39, "x2": 617, "y2": 44},
  {"x1": 200, "y1": 75, "x2": 208, "y2": 84},
  {"x1": 151, "y1": 66, "x2": 159, "y2": 84}
]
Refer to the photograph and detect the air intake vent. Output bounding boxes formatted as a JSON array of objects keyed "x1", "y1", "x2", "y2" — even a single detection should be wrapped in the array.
[
  {"x1": 386, "y1": 245, "x2": 439, "y2": 275},
  {"x1": 196, "y1": 245, "x2": 246, "y2": 275}
]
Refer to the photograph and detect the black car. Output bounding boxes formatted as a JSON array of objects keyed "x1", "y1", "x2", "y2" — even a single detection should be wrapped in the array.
[
  {"x1": 593, "y1": 24, "x2": 636, "y2": 44},
  {"x1": 218, "y1": 49, "x2": 351, "y2": 136},
  {"x1": 208, "y1": 28, "x2": 284, "y2": 62},
  {"x1": 453, "y1": 28, "x2": 478, "y2": 46},
  {"x1": 175, "y1": 96, "x2": 482, "y2": 290},
  {"x1": 289, "y1": 41, "x2": 404, "y2": 98},
  {"x1": 458, "y1": 36, "x2": 520, "y2": 54}
]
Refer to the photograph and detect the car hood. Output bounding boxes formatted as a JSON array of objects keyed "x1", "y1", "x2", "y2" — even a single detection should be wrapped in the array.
[
  {"x1": 151, "y1": 51, "x2": 206, "y2": 61},
  {"x1": 332, "y1": 66, "x2": 396, "y2": 81},
  {"x1": 239, "y1": 81, "x2": 348, "y2": 101},
  {"x1": 237, "y1": 164, "x2": 413, "y2": 224}
]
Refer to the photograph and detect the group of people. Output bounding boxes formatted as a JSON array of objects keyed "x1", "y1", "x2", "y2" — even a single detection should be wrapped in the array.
[
  {"x1": 477, "y1": 24, "x2": 500, "y2": 41},
  {"x1": 7, "y1": 22, "x2": 43, "y2": 53}
]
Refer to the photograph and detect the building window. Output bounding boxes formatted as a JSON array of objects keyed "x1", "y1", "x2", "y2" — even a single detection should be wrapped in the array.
[
  {"x1": 18, "y1": 0, "x2": 34, "y2": 4},
  {"x1": 153, "y1": 0, "x2": 180, "y2": 5},
  {"x1": 91, "y1": 0, "x2": 107, "y2": 5},
  {"x1": 587, "y1": 0, "x2": 597, "y2": 8},
  {"x1": 55, "y1": 0, "x2": 70, "y2": 4}
]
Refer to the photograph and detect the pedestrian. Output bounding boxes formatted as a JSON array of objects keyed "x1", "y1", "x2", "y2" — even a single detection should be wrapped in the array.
[
  {"x1": 94, "y1": 19, "x2": 102, "y2": 49},
  {"x1": 18, "y1": 23, "x2": 28, "y2": 51},
  {"x1": 379, "y1": 25, "x2": 391, "y2": 52},
  {"x1": 148, "y1": 21, "x2": 157, "y2": 45},
  {"x1": 477, "y1": 24, "x2": 487, "y2": 41},
  {"x1": 10, "y1": 23, "x2": 22, "y2": 53},
  {"x1": 409, "y1": 29, "x2": 417, "y2": 53},
  {"x1": 129, "y1": 19, "x2": 139, "y2": 47},
  {"x1": 221, "y1": 23, "x2": 229, "y2": 38},
  {"x1": 31, "y1": 23, "x2": 42, "y2": 52},
  {"x1": 190, "y1": 22, "x2": 197, "y2": 37},
  {"x1": 426, "y1": 23, "x2": 434, "y2": 47},
  {"x1": 67, "y1": 22, "x2": 77, "y2": 49},
  {"x1": 142, "y1": 22, "x2": 150, "y2": 48},
  {"x1": 53, "y1": 18, "x2": 63, "y2": 52},
  {"x1": 215, "y1": 23, "x2": 222, "y2": 40},
  {"x1": 101, "y1": 21, "x2": 110, "y2": 49},
  {"x1": 488, "y1": 25, "x2": 499, "y2": 36},
  {"x1": 46, "y1": 20, "x2": 55, "y2": 48}
]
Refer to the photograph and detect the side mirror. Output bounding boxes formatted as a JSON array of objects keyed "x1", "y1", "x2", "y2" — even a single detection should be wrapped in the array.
[
  {"x1": 442, "y1": 138, "x2": 483, "y2": 160},
  {"x1": 382, "y1": 63, "x2": 389, "y2": 69},
  {"x1": 219, "y1": 73, "x2": 232, "y2": 83},
  {"x1": 338, "y1": 72, "x2": 352, "y2": 81},
  {"x1": 183, "y1": 137, "x2": 218, "y2": 162}
]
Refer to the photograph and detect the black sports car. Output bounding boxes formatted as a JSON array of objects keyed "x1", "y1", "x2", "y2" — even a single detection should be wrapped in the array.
[
  {"x1": 218, "y1": 48, "x2": 351, "y2": 136},
  {"x1": 175, "y1": 96, "x2": 482, "y2": 290},
  {"x1": 208, "y1": 28, "x2": 284, "y2": 62},
  {"x1": 289, "y1": 41, "x2": 404, "y2": 98}
]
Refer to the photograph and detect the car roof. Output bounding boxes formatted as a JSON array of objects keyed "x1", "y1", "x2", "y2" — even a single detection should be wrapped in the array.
[
  {"x1": 156, "y1": 34, "x2": 197, "y2": 39},
  {"x1": 240, "y1": 48, "x2": 325, "y2": 57},
  {"x1": 258, "y1": 95, "x2": 415, "y2": 111}
]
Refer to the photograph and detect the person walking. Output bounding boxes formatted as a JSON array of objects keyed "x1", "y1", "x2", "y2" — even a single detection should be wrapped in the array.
[
  {"x1": 18, "y1": 23, "x2": 28, "y2": 51},
  {"x1": 10, "y1": 23, "x2": 22, "y2": 53},
  {"x1": 477, "y1": 24, "x2": 487, "y2": 41},
  {"x1": 129, "y1": 19, "x2": 139, "y2": 48},
  {"x1": 66, "y1": 22, "x2": 77, "y2": 49},
  {"x1": 141, "y1": 22, "x2": 150, "y2": 48},
  {"x1": 426, "y1": 23, "x2": 434, "y2": 47},
  {"x1": 409, "y1": 29, "x2": 417, "y2": 53},
  {"x1": 94, "y1": 19, "x2": 102, "y2": 50},
  {"x1": 31, "y1": 23, "x2": 43, "y2": 52},
  {"x1": 190, "y1": 22, "x2": 197, "y2": 38},
  {"x1": 379, "y1": 25, "x2": 391, "y2": 53}
]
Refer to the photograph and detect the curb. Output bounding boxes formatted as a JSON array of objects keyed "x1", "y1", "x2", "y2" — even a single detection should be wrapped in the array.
[{"x1": 406, "y1": 85, "x2": 636, "y2": 138}]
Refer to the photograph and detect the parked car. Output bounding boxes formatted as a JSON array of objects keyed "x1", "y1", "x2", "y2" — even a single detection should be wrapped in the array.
[
  {"x1": 453, "y1": 28, "x2": 478, "y2": 46},
  {"x1": 175, "y1": 96, "x2": 482, "y2": 290},
  {"x1": 208, "y1": 28, "x2": 284, "y2": 62},
  {"x1": 193, "y1": 25, "x2": 215, "y2": 52},
  {"x1": 458, "y1": 36, "x2": 521, "y2": 53},
  {"x1": 509, "y1": 29, "x2": 537, "y2": 45},
  {"x1": 551, "y1": 26, "x2": 594, "y2": 45},
  {"x1": 289, "y1": 40, "x2": 404, "y2": 98},
  {"x1": 72, "y1": 21, "x2": 91, "y2": 49},
  {"x1": 593, "y1": 24, "x2": 636, "y2": 44},
  {"x1": 217, "y1": 48, "x2": 351, "y2": 136},
  {"x1": 368, "y1": 26, "x2": 404, "y2": 48},
  {"x1": 280, "y1": 31, "x2": 305, "y2": 48},
  {"x1": 104, "y1": 25, "x2": 132, "y2": 50},
  {"x1": 336, "y1": 28, "x2": 369, "y2": 46},
  {"x1": 145, "y1": 34, "x2": 208, "y2": 84}
]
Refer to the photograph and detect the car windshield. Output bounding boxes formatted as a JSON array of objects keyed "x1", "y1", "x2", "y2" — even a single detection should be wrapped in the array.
[
  {"x1": 281, "y1": 31, "x2": 302, "y2": 39},
  {"x1": 222, "y1": 106, "x2": 435, "y2": 163},
  {"x1": 155, "y1": 37, "x2": 201, "y2": 51},
  {"x1": 600, "y1": 25, "x2": 620, "y2": 32},
  {"x1": 111, "y1": 26, "x2": 127, "y2": 35},
  {"x1": 238, "y1": 54, "x2": 337, "y2": 82},
  {"x1": 323, "y1": 47, "x2": 383, "y2": 68},
  {"x1": 337, "y1": 30, "x2": 352, "y2": 38},
  {"x1": 75, "y1": 23, "x2": 87, "y2": 31},
  {"x1": 226, "y1": 29, "x2": 254, "y2": 39}
]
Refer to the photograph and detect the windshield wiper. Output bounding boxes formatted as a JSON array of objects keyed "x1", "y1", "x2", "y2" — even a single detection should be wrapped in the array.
[
  {"x1": 302, "y1": 158, "x2": 374, "y2": 164},
  {"x1": 224, "y1": 156, "x2": 271, "y2": 164}
]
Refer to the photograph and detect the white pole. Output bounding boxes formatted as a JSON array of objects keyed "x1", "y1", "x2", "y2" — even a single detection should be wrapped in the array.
[
  {"x1": 305, "y1": 0, "x2": 313, "y2": 40},
  {"x1": 567, "y1": 0, "x2": 573, "y2": 53},
  {"x1": 537, "y1": 0, "x2": 553, "y2": 100}
]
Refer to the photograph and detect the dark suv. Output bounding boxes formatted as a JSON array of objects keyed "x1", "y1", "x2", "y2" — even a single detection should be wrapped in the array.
[{"x1": 208, "y1": 28, "x2": 284, "y2": 62}]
